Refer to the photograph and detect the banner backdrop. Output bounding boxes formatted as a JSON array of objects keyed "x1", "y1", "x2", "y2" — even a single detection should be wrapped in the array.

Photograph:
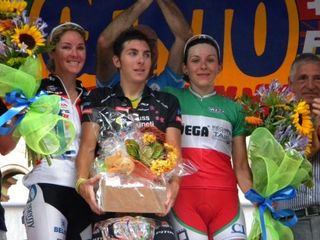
[{"x1": 28, "y1": 0, "x2": 320, "y2": 98}]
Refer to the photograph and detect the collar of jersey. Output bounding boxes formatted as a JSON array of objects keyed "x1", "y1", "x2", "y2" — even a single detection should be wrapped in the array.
[
  {"x1": 49, "y1": 74, "x2": 84, "y2": 93},
  {"x1": 112, "y1": 83, "x2": 152, "y2": 99},
  {"x1": 189, "y1": 87, "x2": 216, "y2": 100}
]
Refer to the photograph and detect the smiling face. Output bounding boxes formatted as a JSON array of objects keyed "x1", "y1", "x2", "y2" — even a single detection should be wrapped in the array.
[
  {"x1": 50, "y1": 30, "x2": 86, "y2": 78},
  {"x1": 113, "y1": 39, "x2": 152, "y2": 84},
  {"x1": 183, "y1": 43, "x2": 222, "y2": 95},
  {"x1": 290, "y1": 62, "x2": 320, "y2": 105}
]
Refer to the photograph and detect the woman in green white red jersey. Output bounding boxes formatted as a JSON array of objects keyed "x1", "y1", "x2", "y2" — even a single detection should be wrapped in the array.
[{"x1": 165, "y1": 34, "x2": 253, "y2": 240}]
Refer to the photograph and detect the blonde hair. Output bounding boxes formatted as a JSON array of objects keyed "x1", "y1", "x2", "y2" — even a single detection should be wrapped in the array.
[{"x1": 47, "y1": 22, "x2": 86, "y2": 72}]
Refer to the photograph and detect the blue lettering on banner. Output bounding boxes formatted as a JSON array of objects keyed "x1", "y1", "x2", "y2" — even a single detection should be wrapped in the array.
[{"x1": 35, "y1": 0, "x2": 292, "y2": 77}]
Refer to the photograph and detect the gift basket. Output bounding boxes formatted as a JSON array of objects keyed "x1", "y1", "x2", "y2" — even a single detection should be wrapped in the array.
[
  {"x1": 0, "y1": 1, "x2": 75, "y2": 165},
  {"x1": 91, "y1": 106, "x2": 197, "y2": 214},
  {"x1": 238, "y1": 80, "x2": 314, "y2": 240}
]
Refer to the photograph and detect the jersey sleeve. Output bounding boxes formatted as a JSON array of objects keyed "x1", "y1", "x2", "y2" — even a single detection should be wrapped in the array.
[
  {"x1": 81, "y1": 89, "x2": 105, "y2": 123},
  {"x1": 232, "y1": 103, "x2": 247, "y2": 137},
  {"x1": 165, "y1": 93, "x2": 182, "y2": 130}
]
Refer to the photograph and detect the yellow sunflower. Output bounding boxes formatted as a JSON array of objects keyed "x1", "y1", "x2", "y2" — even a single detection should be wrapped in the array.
[
  {"x1": 291, "y1": 101, "x2": 314, "y2": 136},
  {"x1": 11, "y1": 24, "x2": 46, "y2": 55},
  {"x1": 0, "y1": 0, "x2": 27, "y2": 16}
]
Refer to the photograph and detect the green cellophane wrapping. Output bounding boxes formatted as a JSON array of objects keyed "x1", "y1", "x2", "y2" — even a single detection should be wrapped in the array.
[
  {"x1": 248, "y1": 127, "x2": 313, "y2": 240},
  {"x1": 16, "y1": 95, "x2": 75, "y2": 156},
  {"x1": 0, "y1": 56, "x2": 76, "y2": 160},
  {"x1": 0, "y1": 57, "x2": 42, "y2": 98}
]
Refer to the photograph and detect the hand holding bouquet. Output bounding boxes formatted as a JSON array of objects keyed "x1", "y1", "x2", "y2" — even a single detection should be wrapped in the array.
[
  {"x1": 92, "y1": 108, "x2": 196, "y2": 214},
  {"x1": 238, "y1": 80, "x2": 314, "y2": 240}
]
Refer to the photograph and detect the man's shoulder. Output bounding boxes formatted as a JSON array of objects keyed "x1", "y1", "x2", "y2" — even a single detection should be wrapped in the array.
[{"x1": 147, "y1": 66, "x2": 184, "y2": 91}]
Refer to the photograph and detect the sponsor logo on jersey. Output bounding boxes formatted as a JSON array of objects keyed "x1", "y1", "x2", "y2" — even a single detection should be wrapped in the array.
[
  {"x1": 54, "y1": 219, "x2": 67, "y2": 235},
  {"x1": 208, "y1": 106, "x2": 224, "y2": 113},
  {"x1": 53, "y1": 226, "x2": 66, "y2": 234},
  {"x1": 115, "y1": 106, "x2": 130, "y2": 112},
  {"x1": 139, "y1": 115, "x2": 151, "y2": 121},
  {"x1": 231, "y1": 223, "x2": 246, "y2": 235},
  {"x1": 82, "y1": 108, "x2": 93, "y2": 114},
  {"x1": 23, "y1": 203, "x2": 35, "y2": 228},
  {"x1": 182, "y1": 125, "x2": 209, "y2": 137},
  {"x1": 27, "y1": 185, "x2": 37, "y2": 203},
  {"x1": 138, "y1": 121, "x2": 155, "y2": 128},
  {"x1": 177, "y1": 229, "x2": 189, "y2": 240},
  {"x1": 47, "y1": 84, "x2": 59, "y2": 93},
  {"x1": 211, "y1": 125, "x2": 232, "y2": 144}
]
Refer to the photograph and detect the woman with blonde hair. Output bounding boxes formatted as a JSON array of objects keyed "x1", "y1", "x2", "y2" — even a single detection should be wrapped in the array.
[{"x1": 22, "y1": 22, "x2": 92, "y2": 240}]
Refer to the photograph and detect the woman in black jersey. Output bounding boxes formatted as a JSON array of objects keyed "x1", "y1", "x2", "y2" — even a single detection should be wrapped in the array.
[{"x1": 76, "y1": 28, "x2": 182, "y2": 239}]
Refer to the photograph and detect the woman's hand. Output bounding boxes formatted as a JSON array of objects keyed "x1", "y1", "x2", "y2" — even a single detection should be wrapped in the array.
[
  {"x1": 78, "y1": 175, "x2": 103, "y2": 215},
  {"x1": 157, "y1": 177, "x2": 180, "y2": 216}
]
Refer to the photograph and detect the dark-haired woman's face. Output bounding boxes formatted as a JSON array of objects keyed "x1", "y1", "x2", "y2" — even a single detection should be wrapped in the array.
[
  {"x1": 113, "y1": 39, "x2": 152, "y2": 84},
  {"x1": 183, "y1": 43, "x2": 221, "y2": 91},
  {"x1": 50, "y1": 30, "x2": 86, "y2": 77}
]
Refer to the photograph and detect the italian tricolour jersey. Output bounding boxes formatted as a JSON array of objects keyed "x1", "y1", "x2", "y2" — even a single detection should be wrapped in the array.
[{"x1": 165, "y1": 88, "x2": 246, "y2": 191}]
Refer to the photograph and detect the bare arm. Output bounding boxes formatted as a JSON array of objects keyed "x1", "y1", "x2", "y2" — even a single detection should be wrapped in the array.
[
  {"x1": 75, "y1": 121, "x2": 101, "y2": 214},
  {"x1": 162, "y1": 126, "x2": 181, "y2": 215},
  {"x1": 156, "y1": 0, "x2": 192, "y2": 74},
  {"x1": 0, "y1": 134, "x2": 18, "y2": 155},
  {"x1": 96, "y1": 0, "x2": 153, "y2": 83},
  {"x1": 232, "y1": 135, "x2": 252, "y2": 193}
]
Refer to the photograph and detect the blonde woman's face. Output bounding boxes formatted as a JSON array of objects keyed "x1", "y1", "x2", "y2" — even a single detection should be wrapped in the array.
[{"x1": 50, "y1": 30, "x2": 86, "y2": 77}]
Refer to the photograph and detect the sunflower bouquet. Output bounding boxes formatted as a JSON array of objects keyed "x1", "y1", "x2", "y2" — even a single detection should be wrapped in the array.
[
  {"x1": 0, "y1": 0, "x2": 75, "y2": 165},
  {"x1": 238, "y1": 80, "x2": 314, "y2": 240}
]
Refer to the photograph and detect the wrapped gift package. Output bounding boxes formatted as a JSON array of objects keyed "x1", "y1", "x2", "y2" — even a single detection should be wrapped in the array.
[
  {"x1": 92, "y1": 216, "x2": 156, "y2": 240},
  {"x1": 98, "y1": 173, "x2": 167, "y2": 214}
]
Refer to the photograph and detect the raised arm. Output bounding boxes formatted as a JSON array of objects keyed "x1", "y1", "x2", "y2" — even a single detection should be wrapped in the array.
[
  {"x1": 156, "y1": 0, "x2": 192, "y2": 74},
  {"x1": 96, "y1": 0, "x2": 153, "y2": 85}
]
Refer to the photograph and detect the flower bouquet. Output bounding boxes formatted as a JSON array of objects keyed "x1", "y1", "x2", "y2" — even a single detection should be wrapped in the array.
[
  {"x1": 0, "y1": 0, "x2": 75, "y2": 165},
  {"x1": 92, "y1": 107, "x2": 196, "y2": 214},
  {"x1": 238, "y1": 80, "x2": 314, "y2": 240}
]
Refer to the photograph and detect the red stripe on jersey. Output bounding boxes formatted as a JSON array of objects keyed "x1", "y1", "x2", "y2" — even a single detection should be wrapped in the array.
[{"x1": 181, "y1": 147, "x2": 237, "y2": 190}]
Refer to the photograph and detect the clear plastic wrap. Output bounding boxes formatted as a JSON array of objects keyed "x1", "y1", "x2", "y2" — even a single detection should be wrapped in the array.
[
  {"x1": 91, "y1": 107, "x2": 197, "y2": 214},
  {"x1": 92, "y1": 216, "x2": 156, "y2": 240}
]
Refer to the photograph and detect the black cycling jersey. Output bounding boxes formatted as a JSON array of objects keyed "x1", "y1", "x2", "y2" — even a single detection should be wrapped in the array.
[{"x1": 82, "y1": 83, "x2": 182, "y2": 132}]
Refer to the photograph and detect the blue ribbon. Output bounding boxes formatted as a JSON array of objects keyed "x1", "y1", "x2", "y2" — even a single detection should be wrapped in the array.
[
  {"x1": 0, "y1": 90, "x2": 47, "y2": 135},
  {"x1": 245, "y1": 186, "x2": 298, "y2": 240}
]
